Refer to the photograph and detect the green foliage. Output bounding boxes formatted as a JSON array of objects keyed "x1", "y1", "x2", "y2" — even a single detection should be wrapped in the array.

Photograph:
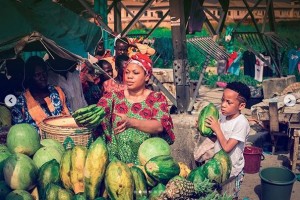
[{"x1": 204, "y1": 73, "x2": 260, "y2": 88}]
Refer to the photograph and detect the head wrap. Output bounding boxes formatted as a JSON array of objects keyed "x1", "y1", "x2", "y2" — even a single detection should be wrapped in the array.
[{"x1": 128, "y1": 53, "x2": 153, "y2": 75}]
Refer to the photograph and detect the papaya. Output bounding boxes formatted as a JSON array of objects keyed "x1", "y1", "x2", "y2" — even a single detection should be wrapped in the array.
[
  {"x1": 198, "y1": 103, "x2": 219, "y2": 137},
  {"x1": 178, "y1": 162, "x2": 191, "y2": 178},
  {"x1": 60, "y1": 149, "x2": 73, "y2": 190},
  {"x1": 105, "y1": 159, "x2": 134, "y2": 200},
  {"x1": 70, "y1": 146, "x2": 87, "y2": 194},
  {"x1": 130, "y1": 166, "x2": 148, "y2": 199},
  {"x1": 38, "y1": 159, "x2": 61, "y2": 200},
  {"x1": 145, "y1": 155, "x2": 180, "y2": 184},
  {"x1": 84, "y1": 137, "x2": 109, "y2": 200}
]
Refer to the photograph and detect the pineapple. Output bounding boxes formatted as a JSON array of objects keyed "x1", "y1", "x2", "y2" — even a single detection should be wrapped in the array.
[{"x1": 158, "y1": 177, "x2": 198, "y2": 200}]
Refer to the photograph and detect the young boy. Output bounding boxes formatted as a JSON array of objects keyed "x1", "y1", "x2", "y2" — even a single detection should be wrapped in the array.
[{"x1": 205, "y1": 81, "x2": 251, "y2": 199}]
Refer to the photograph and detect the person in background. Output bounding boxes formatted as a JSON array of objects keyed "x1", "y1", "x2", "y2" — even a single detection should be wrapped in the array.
[
  {"x1": 11, "y1": 56, "x2": 70, "y2": 130},
  {"x1": 47, "y1": 57, "x2": 87, "y2": 111},
  {"x1": 80, "y1": 53, "x2": 175, "y2": 164},
  {"x1": 93, "y1": 39, "x2": 111, "y2": 60},
  {"x1": 103, "y1": 54, "x2": 129, "y2": 93},
  {"x1": 0, "y1": 58, "x2": 25, "y2": 102},
  {"x1": 82, "y1": 59, "x2": 113, "y2": 105},
  {"x1": 205, "y1": 81, "x2": 251, "y2": 200}
]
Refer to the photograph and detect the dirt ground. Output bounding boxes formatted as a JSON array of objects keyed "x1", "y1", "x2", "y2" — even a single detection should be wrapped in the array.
[
  {"x1": 240, "y1": 153, "x2": 300, "y2": 200},
  {"x1": 171, "y1": 86, "x2": 300, "y2": 200}
]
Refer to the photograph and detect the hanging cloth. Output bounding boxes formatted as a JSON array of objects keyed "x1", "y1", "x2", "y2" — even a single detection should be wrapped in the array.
[
  {"x1": 228, "y1": 52, "x2": 242, "y2": 75},
  {"x1": 242, "y1": 50, "x2": 256, "y2": 78},
  {"x1": 255, "y1": 55, "x2": 264, "y2": 82},
  {"x1": 288, "y1": 49, "x2": 300, "y2": 74}
]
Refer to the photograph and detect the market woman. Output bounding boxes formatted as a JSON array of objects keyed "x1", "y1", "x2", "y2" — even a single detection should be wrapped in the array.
[
  {"x1": 11, "y1": 56, "x2": 70, "y2": 130},
  {"x1": 96, "y1": 53, "x2": 175, "y2": 164}
]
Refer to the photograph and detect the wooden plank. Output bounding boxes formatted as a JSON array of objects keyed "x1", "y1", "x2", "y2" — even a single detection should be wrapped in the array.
[{"x1": 269, "y1": 102, "x2": 279, "y2": 132}]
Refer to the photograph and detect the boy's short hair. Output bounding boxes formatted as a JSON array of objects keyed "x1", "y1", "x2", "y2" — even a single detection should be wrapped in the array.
[{"x1": 226, "y1": 81, "x2": 251, "y2": 103}]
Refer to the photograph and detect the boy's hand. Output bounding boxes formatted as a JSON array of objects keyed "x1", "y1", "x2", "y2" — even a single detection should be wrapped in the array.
[{"x1": 205, "y1": 116, "x2": 221, "y2": 134}]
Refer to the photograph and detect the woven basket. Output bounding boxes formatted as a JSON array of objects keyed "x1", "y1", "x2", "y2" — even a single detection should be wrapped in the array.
[
  {"x1": 40, "y1": 115, "x2": 93, "y2": 148},
  {"x1": 0, "y1": 127, "x2": 10, "y2": 144}
]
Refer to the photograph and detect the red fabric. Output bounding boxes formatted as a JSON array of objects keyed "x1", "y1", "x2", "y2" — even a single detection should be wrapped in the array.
[
  {"x1": 226, "y1": 51, "x2": 238, "y2": 71},
  {"x1": 130, "y1": 53, "x2": 153, "y2": 75}
]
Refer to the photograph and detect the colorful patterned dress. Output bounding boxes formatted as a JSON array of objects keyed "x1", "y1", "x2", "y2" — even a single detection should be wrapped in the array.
[
  {"x1": 11, "y1": 85, "x2": 71, "y2": 130},
  {"x1": 97, "y1": 90, "x2": 175, "y2": 164}
]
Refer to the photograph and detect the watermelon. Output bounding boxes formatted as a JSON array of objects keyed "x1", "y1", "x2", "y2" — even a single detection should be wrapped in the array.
[
  {"x1": 0, "y1": 181, "x2": 12, "y2": 199},
  {"x1": 149, "y1": 183, "x2": 166, "y2": 200},
  {"x1": 33, "y1": 146, "x2": 63, "y2": 168},
  {"x1": 40, "y1": 138, "x2": 65, "y2": 154},
  {"x1": 187, "y1": 166, "x2": 206, "y2": 184},
  {"x1": 0, "y1": 147, "x2": 11, "y2": 180},
  {"x1": 5, "y1": 190, "x2": 33, "y2": 200},
  {"x1": 145, "y1": 155, "x2": 180, "y2": 184},
  {"x1": 3, "y1": 153, "x2": 38, "y2": 190},
  {"x1": 6, "y1": 123, "x2": 41, "y2": 156},
  {"x1": 130, "y1": 166, "x2": 148, "y2": 199},
  {"x1": 38, "y1": 159, "x2": 61, "y2": 200},
  {"x1": 202, "y1": 158, "x2": 223, "y2": 183},
  {"x1": 213, "y1": 149, "x2": 232, "y2": 183},
  {"x1": 198, "y1": 103, "x2": 219, "y2": 137},
  {"x1": 138, "y1": 137, "x2": 171, "y2": 165}
]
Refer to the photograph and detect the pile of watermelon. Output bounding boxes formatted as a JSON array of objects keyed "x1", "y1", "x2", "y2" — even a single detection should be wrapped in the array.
[{"x1": 0, "y1": 123, "x2": 232, "y2": 200}]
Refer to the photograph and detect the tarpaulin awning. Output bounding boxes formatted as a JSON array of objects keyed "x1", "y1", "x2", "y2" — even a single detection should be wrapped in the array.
[{"x1": 0, "y1": 0, "x2": 102, "y2": 60}]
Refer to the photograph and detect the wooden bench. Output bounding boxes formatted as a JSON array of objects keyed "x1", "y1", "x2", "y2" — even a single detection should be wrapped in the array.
[{"x1": 288, "y1": 122, "x2": 300, "y2": 172}]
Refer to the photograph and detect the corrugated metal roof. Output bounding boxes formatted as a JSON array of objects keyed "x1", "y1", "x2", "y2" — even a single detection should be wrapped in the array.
[{"x1": 187, "y1": 37, "x2": 230, "y2": 60}]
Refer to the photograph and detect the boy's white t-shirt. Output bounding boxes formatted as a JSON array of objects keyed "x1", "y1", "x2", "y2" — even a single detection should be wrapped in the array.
[{"x1": 214, "y1": 114, "x2": 250, "y2": 177}]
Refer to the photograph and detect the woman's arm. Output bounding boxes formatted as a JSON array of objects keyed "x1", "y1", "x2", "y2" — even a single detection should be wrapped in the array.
[{"x1": 114, "y1": 113, "x2": 163, "y2": 134}]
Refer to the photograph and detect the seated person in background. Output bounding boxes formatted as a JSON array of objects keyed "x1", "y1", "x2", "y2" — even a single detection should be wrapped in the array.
[
  {"x1": 11, "y1": 56, "x2": 70, "y2": 130},
  {"x1": 103, "y1": 54, "x2": 129, "y2": 93},
  {"x1": 205, "y1": 81, "x2": 251, "y2": 200},
  {"x1": 47, "y1": 57, "x2": 87, "y2": 111}
]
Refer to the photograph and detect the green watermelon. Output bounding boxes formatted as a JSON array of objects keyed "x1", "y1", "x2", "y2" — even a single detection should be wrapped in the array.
[
  {"x1": 45, "y1": 183, "x2": 73, "y2": 200},
  {"x1": 0, "y1": 180, "x2": 12, "y2": 199},
  {"x1": 202, "y1": 158, "x2": 223, "y2": 183},
  {"x1": 198, "y1": 103, "x2": 219, "y2": 137},
  {"x1": 138, "y1": 137, "x2": 171, "y2": 165},
  {"x1": 0, "y1": 147, "x2": 11, "y2": 180},
  {"x1": 213, "y1": 149, "x2": 232, "y2": 183},
  {"x1": 38, "y1": 159, "x2": 61, "y2": 200},
  {"x1": 5, "y1": 190, "x2": 33, "y2": 200},
  {"x1": 3, "y1": 153, "x2": 38, "y2": 190},
  {"x1": 6, "y1": 123, "x2": 41, "y2": 156},
  {"x1": 149, "y1": 183, "x2": 166, "y2": 200},
  {"x1": 187, "y1": 166, "x2": 206, "y2": 184},
  {"x1": 40, "y1": 138, "x2": 65, "y2": 154},
  {"x1": 33, "y1": 146, "x2": 63, "y2": 168},
  {"x1": 145, "y1": 155, "x2": 180, "y2": 184},
  {"x1": 130, "y1": 166, "x2": 148, "y2": 199}
]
